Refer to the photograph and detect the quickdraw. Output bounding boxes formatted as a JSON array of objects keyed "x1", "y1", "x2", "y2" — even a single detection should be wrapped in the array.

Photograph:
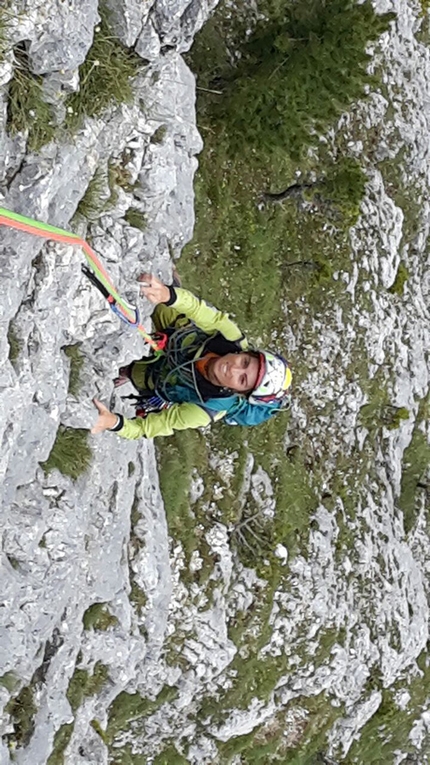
[
  {"x1": 0, "y1": 206, "x2": 166, "y2": 354},
  {"x1": 80, "y1": 264, "x2": 142, "y2": 328},
  {"x1": 121, "y1": 392, "x2": 172, "y2": 418}
]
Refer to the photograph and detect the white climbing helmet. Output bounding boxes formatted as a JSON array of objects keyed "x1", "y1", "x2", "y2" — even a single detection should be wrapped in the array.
[{"x1": 249, "y1": 351, "x2": 292, "y2": 404}]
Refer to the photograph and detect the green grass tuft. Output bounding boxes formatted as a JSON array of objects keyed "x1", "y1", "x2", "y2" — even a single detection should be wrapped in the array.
[
  {"x1": 7, "y1": 44, "x2": 57, "y2": 152},
  {"x1": 150, "y1": 125, "x2": 167, "y2": 144},
  {"x1": 83, "y1": 602, "x2": 118, "y2": 631},
  {"x1": 153, "y1": 747, "x2": 189, "y2": 765},
  {"x1": 129, "y1": 581, "x2": 147, "y2": 617},
  {"x1": 47, "y1": 723, "x2": 75, "y2": 765},
  {"x1": 74, "y1": 168, "x2": 109, "y2": 221},
  {"x1": 108, "y1": 157, "x2": 135, "y2": 191},
  {"x1": 8, "y1": 322, "x2": 22, "y2": 365},
  {"x1": 386, "y1": 406, "x2": 410, "y2": 430},
  {"x1": 0, "y1": 671, "x2": 20, "y2": 693},
  {"x1": 156, "y1": 429, "x2": 209, "y2": 562},
  {"x1": 0, "y1": 6, "x2": 11, "y2": 65},
  {"x1": 399, "y1": 424, "x2": 430, "y2": 533},
  {"x1": 5, "y1": 684, "x2": 38, "y2": 748},
  {"x1": 66, "y1": 662, "x2": 109, "y2": 713},
  {"x1": 389, "y1": 261, "x2": 410, "y2": 295},
  {"x1": 62, "y1": 344, "x2": 84, "y2": 396},
  {"x1": 105, "y1": 157, "x2": 138, "y2": 208},
  {"x1": 124, "y1": 208, "x2": 147, "y2": 232},
  {"x1": 90, "y1": 719, "x2": 109, "y2": 743},
  {"x1": 40, "y1": 426, "x2": 92, "y2": 481},
  {"x1": 320, "y1": 156, "x2": 368, "y2": 225},
  {"x1": 64, "y1": 9, "x2": 142, "y2": 131},
  {"x1": 107, "y1": 686, "x2": 178, "y2": 743}
]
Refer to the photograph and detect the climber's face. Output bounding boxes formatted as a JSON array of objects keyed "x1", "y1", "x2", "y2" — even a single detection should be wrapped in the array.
[{"x1": 206, "y1": 353, "x2": 259, "y2": 393}]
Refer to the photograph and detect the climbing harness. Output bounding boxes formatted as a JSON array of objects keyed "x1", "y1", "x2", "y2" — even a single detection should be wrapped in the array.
[{"x1": 0, "y1": 206, "x2": 166, "y2": 354}]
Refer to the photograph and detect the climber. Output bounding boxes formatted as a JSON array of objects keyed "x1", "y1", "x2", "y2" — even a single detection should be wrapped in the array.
[{"x1": 91, "y1": 273, "x2": 292, "y2": 439}]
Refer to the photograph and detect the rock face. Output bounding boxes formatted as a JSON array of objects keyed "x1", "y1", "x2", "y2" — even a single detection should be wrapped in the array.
[
  {"x1": 0, "y1": 2, "x2": 210, "y2": 763},
  {"x1": 104, "y1": 0, "x2": 217, "y2": 55},
  {"x1": 0, "y1": 0, "x2": 430, "y2": 764}
]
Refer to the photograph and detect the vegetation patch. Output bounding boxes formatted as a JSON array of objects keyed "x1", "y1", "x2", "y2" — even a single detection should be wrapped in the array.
[
  {"x1": 83, "y1": 602, "x2": 118, "y2": 631},
  {"x1": 64, "y1": 8, "x2": 142, "y2": 131},
  {"x1": 388, "y1": 261, "x2": 410, "y2": 295},
  {"x1": 7, "y1": 321, "x2": 22, "y2": 365},
  {"x1": 106, "y1": 686, "x2": 178, "y2": 743},
  {"x1": 129, "y1": 493, "x2": 146, "y2": 552},
  {"x1": 62, "y1": 343, "x2": 84, "y2": 396},
  {"x1": 108, "y1": 745, "x2": 148, "y2": 764},
  {"x1": 156, "y1": 0, "x2": 385, "y2": 606},
  {"x1": 175, "y1": 120, "x2": 357, "y2": 347},
  {"x1": 129, "y1": 580, "x2": 147, "y2": 618},
  {"x1": 399, "y1": 417, "x2": 430, "y2": 533},
  {"x1": 66, "y1": 662, "x2": 109, "y2": 713},
  {"x1": 156, "y1": 429, "x2": 209, "y2": 562},
  {"x1": 193, "y1": 0, "x2": 394, "y2": 158},
  {"x1": 385, "y1": 406, "x2": 410, "y2": 430},
  {"x1": 213, "y1": 416, "x2": 319, "y2": 567},
  {"x1": 127, "y1": 498, "x2": 149, "y2": 620},
  {"x1": 212, "y1": 700, "x2": 338, "y2": 764},
  {"x1": 40, "y1": 426, "x2": 92, "y2": 480},
  {"x1": 7, "y1": 43, "x2": 57, "y2": 151},
  {"x1": 74, "y1": 168, "x2": 109, "y2": 221},
  {"x1": 4, "y1": 683, "x2": 38, "y2": 748},
  {"x1": 90, "y1": 718, "x2": 108, "y2": 743},
  {"x1": 361, "y1": 397, "x2": 410, "y2": 434},
  {"x1": 280, "y1": 693, "x2": 346, "y2": 764},
  {"x1": 343, "y1": 651, "x2": 430, "y2": 763},
  {"x1": 218, "y1": 726, "x2": 288, "y2": 764},
  {"x1": 212, "y1": 653, "x2": 289, "y2": 723},
  {"x1": 47, "y1": 723, "x2": 75, "y2": 765},
  {"x1": 0, "y1": 6, "x2": 10, "y2": 63},
  {"x1": 108, "y1": 156, "x2": 136, "y2": 193},
  {"x1": 124, "y1": 208, "x2": 147, "y2": 232},
  {"x1": 153, "y1": 746, "x2": 189, "y2": 764},
  {"x1": 317, "y1": 156, "x2": 368, "y2": 225},
  {"x1": 0, "y1": 671, "x2": 20, "y2": 693},
  {"x1": 150, "y1": 125, "x2": 167, "y2": 144}
]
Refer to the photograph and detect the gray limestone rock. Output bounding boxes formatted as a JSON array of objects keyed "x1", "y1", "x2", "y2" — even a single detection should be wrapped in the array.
[
  {"x1": 1, "y1": 0, "x2": 430, "y2": 763},
  {"x1": 0, "y1": 1, "x2": 205, "y2": 762},
  {"x1": 27, "y1": 0, "x2": 100, "y2": 74},
  {"x1": 104, "y1": 0, "x2": 156, "y2": 48}
]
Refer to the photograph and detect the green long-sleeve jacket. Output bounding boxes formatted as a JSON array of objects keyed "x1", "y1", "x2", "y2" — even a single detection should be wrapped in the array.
[{"x1": 112, "y1": 287, "x2": 248, "y2": 439}]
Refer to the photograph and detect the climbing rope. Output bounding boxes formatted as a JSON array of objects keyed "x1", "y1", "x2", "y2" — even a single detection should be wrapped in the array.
[{"x1": 0, "y1": 206, "x2": 165, "y2": 353}]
